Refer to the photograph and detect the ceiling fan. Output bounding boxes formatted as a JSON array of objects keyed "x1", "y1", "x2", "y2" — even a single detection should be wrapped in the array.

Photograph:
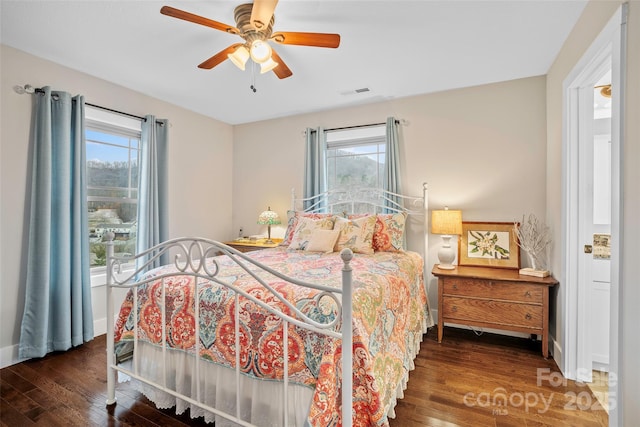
[{"x1": 160, "y1": 0, "x2": 341, "y2": 79}]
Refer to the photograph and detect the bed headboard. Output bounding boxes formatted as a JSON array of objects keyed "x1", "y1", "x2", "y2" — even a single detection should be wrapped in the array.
[
  {"x1": 291, "y1": 183, "x2": 429, "y2": 274},
  {"x1": 291, "y1": 184, "x2": 427, "y2": 218}
]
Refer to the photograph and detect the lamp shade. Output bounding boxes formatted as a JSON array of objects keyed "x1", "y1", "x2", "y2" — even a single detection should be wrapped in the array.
[
  {"x1": 228, "y1": 45, "x2": 250, "y2": 70},
  {"x1": 257, "y1": 207, "x2": 281, "y2": 225},
  {"x1": 431, "y1": 208, "x2": 462, "y2": 235},
  {"x1": 260, "y1": 56, "x2": 279, "y2": 74}
]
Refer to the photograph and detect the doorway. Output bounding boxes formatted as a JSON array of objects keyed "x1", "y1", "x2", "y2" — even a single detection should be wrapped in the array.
[{"x1": 562, "y1": 4, "x2": 625, "y2": 425}]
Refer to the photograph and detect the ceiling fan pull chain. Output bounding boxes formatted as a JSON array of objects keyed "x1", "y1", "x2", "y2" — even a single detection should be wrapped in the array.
[{"x1": 250, "y1": 61, "x2": 257, "y2": 93}]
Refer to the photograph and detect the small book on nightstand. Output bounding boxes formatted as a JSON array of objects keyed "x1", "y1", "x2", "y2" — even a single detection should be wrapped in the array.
[{"x1": 519, "y1": 268, "x2": 550, "y2": 278}]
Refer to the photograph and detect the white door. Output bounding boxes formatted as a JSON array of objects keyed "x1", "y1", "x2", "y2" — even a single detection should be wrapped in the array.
[
  {"x1": 573, "y1": 60, "x2": 612, "y2": 383},
  {"x1": 585, "y1": 77, "x2": 612, "y2": 374}
]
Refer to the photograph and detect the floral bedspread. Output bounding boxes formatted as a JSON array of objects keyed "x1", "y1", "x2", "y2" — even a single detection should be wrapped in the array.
[{"x1": 114, "y1": 247, "x2": 431, "y2": 426}]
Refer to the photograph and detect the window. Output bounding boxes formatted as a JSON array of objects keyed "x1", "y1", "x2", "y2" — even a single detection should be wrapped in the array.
[
  {"x1": 85, "y1": 107, "x2": 141, "y2": 269},
  {"x1": 325, "y1": 125, "x2": 386, "y2": 213}
]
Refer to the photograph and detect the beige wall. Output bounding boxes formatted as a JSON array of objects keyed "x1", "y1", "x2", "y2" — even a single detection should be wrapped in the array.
[
  {"x1": 0, "y1": 45, "x2": 234, "y2": 365},
  {"x1": 233, "y1": 75, "x2": 548, "y2": 318},
  {"x1": 546, "y1": 1, "x2": 640, "y2": 423}
]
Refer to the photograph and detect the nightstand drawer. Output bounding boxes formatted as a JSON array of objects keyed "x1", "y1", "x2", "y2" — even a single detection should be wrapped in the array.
[
  {"x1": 442, "y1": 296, "x2": 543, "y2": 329},
  {"x1": 443, "y1": 278, "x2": 543, "y2": 303}
]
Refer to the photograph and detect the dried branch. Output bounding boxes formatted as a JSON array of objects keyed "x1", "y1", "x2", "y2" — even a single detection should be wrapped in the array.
[{"x1": 514, "y1": 214, "x2": 552, "y2": 270}]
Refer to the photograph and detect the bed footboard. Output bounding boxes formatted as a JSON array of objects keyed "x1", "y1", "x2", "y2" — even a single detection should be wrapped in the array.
[{"x1": 105, "y1": 234, "x2": 354, "y2": 427}]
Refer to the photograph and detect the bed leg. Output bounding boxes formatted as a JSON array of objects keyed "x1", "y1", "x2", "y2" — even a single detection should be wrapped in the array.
[
  {"x1": 106, "y1": 298, "x2": 117, "y2": 406},
  {"x1": 105, "y1": 231, "x2": 117, "y2": 406},
  {"x1": 106, "y1": 365, "x2": 117, "y2": 406},
  {"x1": 340, "y1": 248, "x2": 353, "y2": 427}
]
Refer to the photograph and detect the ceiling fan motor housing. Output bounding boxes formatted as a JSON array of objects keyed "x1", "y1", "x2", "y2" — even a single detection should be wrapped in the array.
[{"x1": 234, "y1": 3, "x2": 274, "y2": 45}]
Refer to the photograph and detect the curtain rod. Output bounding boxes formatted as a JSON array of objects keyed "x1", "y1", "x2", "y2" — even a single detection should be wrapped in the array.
[
  {"x1": 86, "y1": 102, "x2": 149, "y2": 122},
  {"x1": 85, "y1": 102, "x2": 167, "y2": 125},
  {"x1": 326, "y1": 119, "x2": 400, "y2": 132},
  {"x1": 15, "y1": 84, "x2": 162, "y2": 124}
]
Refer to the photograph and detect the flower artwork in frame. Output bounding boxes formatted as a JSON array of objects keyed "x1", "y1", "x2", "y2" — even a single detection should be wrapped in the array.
[{"x1": 458, "y1": 221, "x2": 520, "y2": 269}]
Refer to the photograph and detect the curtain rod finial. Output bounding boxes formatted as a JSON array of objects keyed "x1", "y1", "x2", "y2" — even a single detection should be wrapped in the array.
[{"x1": 13, "y1": 84, "x2": 36, "y2": 94}]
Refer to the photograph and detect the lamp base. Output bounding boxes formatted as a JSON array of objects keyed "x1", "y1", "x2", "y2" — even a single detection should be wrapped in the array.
[
  {"x1": 437, "y1": 235, "x2": 457, "y2": 270},
  {"x1": 264, "y1": 225, "x2": 274, "y2": 244}
]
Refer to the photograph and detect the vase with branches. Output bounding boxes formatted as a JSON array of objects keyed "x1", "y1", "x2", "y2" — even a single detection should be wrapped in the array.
[{"x1": 514, "y1": 214, "x2": 551, "y2": 276}]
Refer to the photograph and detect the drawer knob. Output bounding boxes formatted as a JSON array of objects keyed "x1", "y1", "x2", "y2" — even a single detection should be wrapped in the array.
[
  {"x1": 525, "y1": 313, "x2": 532, "y2": 320},
  {"x1": 452, "y1": 306, "x2": 458, "y2": 312},
  {"x1": 525, "y1": 291, "x2": 531, "y2": 298},
  {"x1": 453, "y1": 284, "x2": 458, "y2": 290}
]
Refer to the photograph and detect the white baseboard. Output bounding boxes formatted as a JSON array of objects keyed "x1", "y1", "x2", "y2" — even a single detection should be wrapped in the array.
[
  {"x1": 0, "y1": 316, "x2": 108, "y2": 369},
  {"x1": 0, "y1": 344, "x2": 24, "y2": 369},
  {"x1": 553, "y1": 338, "x2": 562, "y2": 367},
  {"x1": 593, "y1": 361, "x2": 610, "y2": 372},
  {"x1": 94, "y1": 316, "x2": 107, "y2": 337}
]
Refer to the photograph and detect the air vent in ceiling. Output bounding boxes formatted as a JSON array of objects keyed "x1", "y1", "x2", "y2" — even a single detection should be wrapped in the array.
[{"x1": 340, "y1": 87, "x2": 371, "y2": 96}]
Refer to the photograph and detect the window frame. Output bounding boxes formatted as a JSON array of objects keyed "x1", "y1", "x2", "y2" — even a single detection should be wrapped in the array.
[
  {"x1": 85, "y1": 106, "x2": 142, "y2": 287},
  {"x1": 325, "y1": 124, "x2": 387, "y2": 193}
]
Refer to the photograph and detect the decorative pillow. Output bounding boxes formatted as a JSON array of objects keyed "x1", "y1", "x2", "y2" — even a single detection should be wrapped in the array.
[
  {"x1": 288, "y1": 217, "x2": 335, "y2": 250},
  {"x1": 304, "y1": 229, "x2": 341, "y2": 253},
  {"x1": 281, "y1": 211, "x2": 341, "y2": 246},
  {"x1": 372, "y1": 213, "x2": 406, "y2": 252},
  {"x1": 333, "y1": 215, "x2": 376, "y2": 254}
]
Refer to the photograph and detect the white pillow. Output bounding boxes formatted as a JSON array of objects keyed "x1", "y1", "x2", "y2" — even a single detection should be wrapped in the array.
[
  {"x1": 288, "y1": 216, "x2": 335, "y2": 250},
  {"x1": 304, "y1": 229, "x2": 341, "y2": 253}
]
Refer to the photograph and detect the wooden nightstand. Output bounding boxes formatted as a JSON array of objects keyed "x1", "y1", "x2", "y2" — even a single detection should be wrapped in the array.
[
  {"x1": 432, "y1": 265, "x2": 558, "y2": 358},
  {"x1": 223, "y1": 238, "x2": 283, "y2": 253}
]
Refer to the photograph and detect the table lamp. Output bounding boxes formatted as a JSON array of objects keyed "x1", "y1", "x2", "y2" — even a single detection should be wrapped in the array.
[
  {"x1": 431, "y1": 207, "x2": 462, "y2": 269},
  {"x1": 257, "y1": 207, "x2": 281, "y2": 244}
]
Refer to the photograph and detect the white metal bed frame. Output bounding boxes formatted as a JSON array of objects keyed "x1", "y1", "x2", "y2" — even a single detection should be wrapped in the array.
[{"x1": 105, "y1": 183, "x2": 428, "y2": 427}]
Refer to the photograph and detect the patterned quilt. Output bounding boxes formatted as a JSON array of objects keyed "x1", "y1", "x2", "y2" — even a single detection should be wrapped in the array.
[{"x1": 114, "y1": 247, "x2": 431, "y2": 426}]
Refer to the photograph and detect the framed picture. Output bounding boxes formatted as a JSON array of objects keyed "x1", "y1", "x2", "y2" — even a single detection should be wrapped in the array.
[{"x1": 458, "y1": 221, "x2": 520, "y2": 269}]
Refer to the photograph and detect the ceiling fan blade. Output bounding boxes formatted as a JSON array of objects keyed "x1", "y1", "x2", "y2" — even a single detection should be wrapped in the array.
[
  {"x1": 271, "y1": 32, "x2": 340, "y2": 48},
  {"x1": 198, "y1": 44, "x2": 243, "y2": 69},
  {"x1": 161, "y1": 6, "x2": 239, "y2": 35},
  {"x1": 250, "y1": 0, "x2": 278, "y2": 30},
  {"x1": 270, "y1": 49, "x2": 292, "y2": 79}
]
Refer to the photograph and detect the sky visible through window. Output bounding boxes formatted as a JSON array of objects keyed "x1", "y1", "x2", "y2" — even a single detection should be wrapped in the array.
[{"x1": 86, "y1": 130, "x2": 138, "y2": 162}]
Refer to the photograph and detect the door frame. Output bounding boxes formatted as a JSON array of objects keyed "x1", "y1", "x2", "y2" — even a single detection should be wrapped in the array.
[
  {"x1": 571, "y1": 51, "x2": 610, "y2": 384},
  {"x1": 561, "y1": 4, "x2": 626, "y2": 424}
]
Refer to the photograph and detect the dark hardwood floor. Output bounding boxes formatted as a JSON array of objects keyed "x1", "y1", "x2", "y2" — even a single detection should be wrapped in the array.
[{"x1": 1, "y1": 327, "x2": 608, "y2": 427}]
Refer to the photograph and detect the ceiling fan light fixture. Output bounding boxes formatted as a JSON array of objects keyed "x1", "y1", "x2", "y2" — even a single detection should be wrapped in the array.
[
  {"x1": 250, "y1": 40, "x2": 272, "y2": 63},
  {"x1": 260, "y1": 57, "x2": 279, "y2": 74},
  {"x1": 228, "y1": 45, "x2": 250, "y2": 70}
]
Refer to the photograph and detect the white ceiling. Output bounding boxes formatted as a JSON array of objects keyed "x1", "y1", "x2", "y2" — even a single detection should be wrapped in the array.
[{"x1": 1, "y1": 0, "x2": 587, "y2": 125}]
